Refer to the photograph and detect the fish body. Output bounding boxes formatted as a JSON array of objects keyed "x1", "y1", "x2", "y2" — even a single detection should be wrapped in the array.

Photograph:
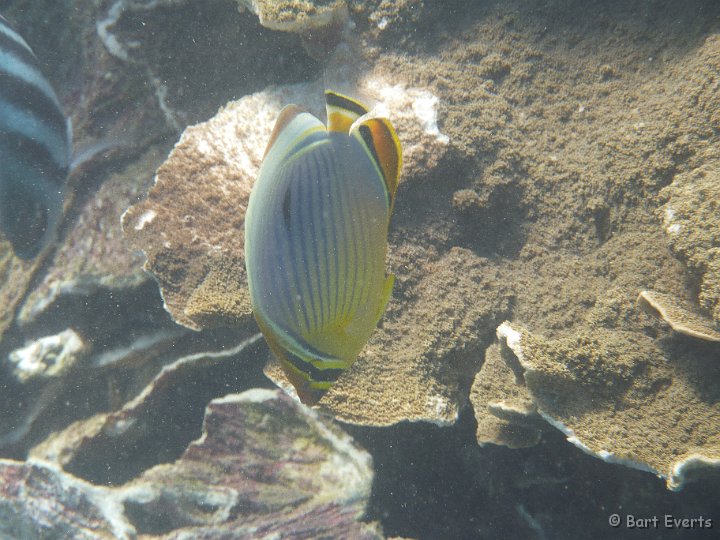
[
  {"x1": 0, "y1": 15, "x2": 72, "y2": 259},
  {"x1": 245, "y1": 91, "x2": 402, "y2": 404}
]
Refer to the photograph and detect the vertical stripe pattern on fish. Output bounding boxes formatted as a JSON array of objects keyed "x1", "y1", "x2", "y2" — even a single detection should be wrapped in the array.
[
  {"x1": 245, "y1": 91, "x2": 402, "y2": 404},
  {"x1": 0, "y1": 15, "x2": 72, "y2": 259}
]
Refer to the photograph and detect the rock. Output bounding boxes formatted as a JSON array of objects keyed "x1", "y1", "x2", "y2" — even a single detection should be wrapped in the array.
[
  {"x1": 0, "y1": 458, "x2": 132, "y2": 539},
  {"x1": 125, "y1": 389, "x2": 377, "y2": 537},
  {"x1": 30, "y1": 334, "x2": 265, "y2": 476},
  {"x1": 10, "y1": 388, "x2": 381, "y2": 539},
  {"x1": 17, "y1": 149, "x2": 160, "y2": 327}
]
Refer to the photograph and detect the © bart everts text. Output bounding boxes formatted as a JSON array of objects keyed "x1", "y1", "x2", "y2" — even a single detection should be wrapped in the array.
[{"x1": 613, "y1": 514, "x2": 713, "y2": 529}]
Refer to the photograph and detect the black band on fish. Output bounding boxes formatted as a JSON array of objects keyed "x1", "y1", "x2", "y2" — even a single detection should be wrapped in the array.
[
  {"x1": 0, "y1": 69, "x2": 68, "y2": 145},
  {"x1": 283, "y1": 349, "x2": 345, "y2": 383},
  {"x1": 325, "y1": 91, "x2": 368, "y2": 118},
  {"x1": 0, "y1": 132, "x2": 68, "y2": 187}
]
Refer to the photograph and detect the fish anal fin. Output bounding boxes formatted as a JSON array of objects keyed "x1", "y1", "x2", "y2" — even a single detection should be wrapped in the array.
[
  {"x1": 325, "y1": 90, "x2": 368, "y2": 133},
  {"x1": 353, "y1": 118, "x2": 402, "y2": 208}
]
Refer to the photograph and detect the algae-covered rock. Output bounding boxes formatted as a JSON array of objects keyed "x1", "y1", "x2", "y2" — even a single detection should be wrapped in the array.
[
  {"x1": 495, "y1": 321, "x2": 720, "y2": 491},
  {"x1": 4, "y1": 388, "x2": 381, "y2": 539},
  {"x1": 470, "y1": 342, "x2": 545, "y2": 449},
  {"x1": 638, "y1": 289, "x2": 720, "y2": 342},
  {"x1": 659, "y1": 164, "x2": 720, "y2": 325},
  {"x1": 237, "y1": 0, "x2": 348, "y2": 32}
]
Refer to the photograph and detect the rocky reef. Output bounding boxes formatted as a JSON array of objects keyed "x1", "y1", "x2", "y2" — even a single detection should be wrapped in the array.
[
  {"x1": 1, "y1": 0, "x2": 719, "y2": 538},
  {"x1": 2, "y1": 387, "x2": 377, "y2": 538}
]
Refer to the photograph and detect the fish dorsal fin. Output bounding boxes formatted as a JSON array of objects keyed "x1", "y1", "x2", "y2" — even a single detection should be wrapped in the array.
[
  {"x1": 263, "y1": 104, "x2": 304, "y2": 159},
  {"x1": 351, "y1": 116, "x2": 402, "y2": 209},
  {"x1": 325, "y1": 90, "x2": 368, "y2": 133},
  {"x1": 263, "y1": 105, "x2": 326, "y2": 165}
]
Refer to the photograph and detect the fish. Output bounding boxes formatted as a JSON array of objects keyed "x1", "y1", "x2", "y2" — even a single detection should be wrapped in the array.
[
  {"x1": 0, "y1": 14, "x2": 72, "y2": 259},
  {"x1": 245, "y1": 90, "x2": 402, "y2": 404}
]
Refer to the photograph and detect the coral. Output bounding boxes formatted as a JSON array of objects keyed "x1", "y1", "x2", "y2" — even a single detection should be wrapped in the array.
[
  {"x1": 9, "y1": 329, "x2": 88, "y2": 383},
  {"x1": 122, "y1": 84, "x2": 324, "y2": 330},
  {"x1": 303, "y1": 247, "x2": 510, "y2": 425},
  {"x1": 492, "y1": 322, "x2": 720, "y2": 491},
  {"x1": 236, "y1": 0, "x2": 348, "y2": 32},
  {"x1": 358, "y1": 71, "x2": 450, "y2": 180},
  {"x1": 470, "y1": 342, "x2": 545, "y2": 448},
  {"x1": 122, "y1": 73, "x2": 456, "y2": 424},
  {"x1": 17, "y1": 149, "x2": 159, "y2": 326},
  {"x1": 236, "y1": 0, "x2": 349, "y2": 58},
  {"x1": 659, "y1": 164, "x2": 720, "y2": 325},
  {"x1": 638, "y1": 290, "x2": 720, "y2": 342}
]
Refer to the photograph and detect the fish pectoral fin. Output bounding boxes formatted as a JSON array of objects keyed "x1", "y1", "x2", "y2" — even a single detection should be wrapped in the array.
[{"x1": 374, "y1": 273, "x2": 395, "y2": 324}]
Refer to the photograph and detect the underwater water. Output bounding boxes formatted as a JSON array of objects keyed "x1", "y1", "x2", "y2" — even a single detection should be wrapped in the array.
[{"x1": 0, "y1": 0, "x2": 719, "y2": 538}]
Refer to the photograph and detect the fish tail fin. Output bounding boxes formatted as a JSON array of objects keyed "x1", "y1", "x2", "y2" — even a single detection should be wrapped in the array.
[{"x1": 352, "y1": 117, "x2": 402, "y2": 212}]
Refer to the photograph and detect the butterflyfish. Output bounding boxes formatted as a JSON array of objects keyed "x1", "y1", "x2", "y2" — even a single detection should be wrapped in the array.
[
  {"x1": 245, "y1": 90, "x2": 402, "y2": 404},
  {"x1": 0, "y1": 15, "x2": 72, "y2": 259}
]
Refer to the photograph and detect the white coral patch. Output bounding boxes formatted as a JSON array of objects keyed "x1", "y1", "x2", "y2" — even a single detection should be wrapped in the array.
[
  {"x1": 9, "y1": 329, "x2": 86, "y2": 382},
  {"x1": 134, "y1": 209, "x2": 157, "y2": 230},
  {"x1": 365, "y1": 78, "x2": 450, "y2": 144},
  {"x1": 663, "y1": 207, "x2": 681, "y2": 234},
  {"x1": 412, "y1": 93, "x2": 450, "y2": 144}
]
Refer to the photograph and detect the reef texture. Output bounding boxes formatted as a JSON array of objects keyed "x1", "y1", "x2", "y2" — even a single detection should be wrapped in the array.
[
  {"x1": 470, "y1": 342, "x2": 545, "y2": 449},
  {"x1": 237, "y1": 0, "x2": 349, "y2": 32},
  {"x1": 17, "y1": 149, "x2": 161, "y2": 327},
  {"x1": 28, "y1": 334, "x2": 265, "y2": 474},
  {"x1": 122, "y1": 84, "x2": 323, "y2": 330},
  {"x1": 314, "y1": 247, "x2": 510, "y2": 425},
  {"x1": 485, "y1": 322, "x2": 720, "y2": 491},
  {"x1": 2, "y1": 388, "x2": 379, "y2": 539},
  {"x1": 638, "y1": 289, "x2": 720, "y2": 342},
  {"x1": 659, "y1": 164, "x2": 720, "y2": 325},
  {"x1": 122, "y1": 66, "x2": 464, "y2": 425},
  {"x1": 0, "y1": 248, "x2": 36, "y2": 338},
  {"x1": 2, "y1": 0, "x2": 720, "y2": 537}
]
